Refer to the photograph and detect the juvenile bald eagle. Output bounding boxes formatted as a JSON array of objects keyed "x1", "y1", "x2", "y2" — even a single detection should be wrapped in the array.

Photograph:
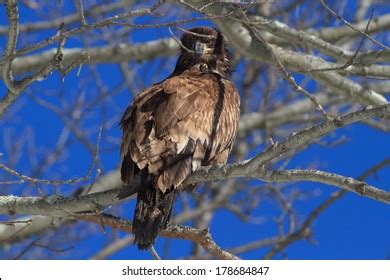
[{"x1": 120, "y1": 27, "x2": 240, "y2": 249}]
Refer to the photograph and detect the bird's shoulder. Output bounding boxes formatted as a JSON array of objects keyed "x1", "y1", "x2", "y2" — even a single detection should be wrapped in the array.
[{"x1": 122, "y1": 70, "x2": 239, "y2": 136}]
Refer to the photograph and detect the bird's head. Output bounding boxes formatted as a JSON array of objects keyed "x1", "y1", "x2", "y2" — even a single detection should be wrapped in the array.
[{"x1": 173, "y1": 27, "x2": 231, "y2": 77}]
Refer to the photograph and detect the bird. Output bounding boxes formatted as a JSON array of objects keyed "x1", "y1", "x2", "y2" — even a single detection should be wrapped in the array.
[{"x1": 119, "y1": 26, "x2": 240, "y2": 250}]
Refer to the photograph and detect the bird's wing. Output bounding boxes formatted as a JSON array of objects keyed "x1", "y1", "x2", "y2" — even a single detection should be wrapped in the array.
[{"x1": 120, "y1": 73, "x2": 240, "y2": 192}]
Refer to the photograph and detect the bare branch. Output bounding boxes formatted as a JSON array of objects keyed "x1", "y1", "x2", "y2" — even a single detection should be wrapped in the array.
[
  {"x1": 179, "y1": 0, "x2": 388, "y2": 106},
  {"x1": 1, "y1": 0, "x2": 20, "y2": 92},
  {"x1": 12, "y1": 5, "x2": 162, "y2": 58},
  {"x1": 0, "y1": 28, "x2": 90, "y2": 118},
  {"x1": 2, "y1": 39, "x2": 178, "y2": 76},
  {"x1": 1, "y1": 0, "x2": 389, "y2": 260},
  {"x1": 263, "y1": 155, "x2": 390, "y2": 259},
  {"x1": 319, "y1": 0, "x2": 389, "y2": 50},
  {"x1": 78, "y1": 213, "x2": 239, "y2": 260},
  {"x1": 314, "y1": 13, "x2": 390, "y2": 43},
  {"x1": 0, "y1": 169, "x2": 122, "y2": 244},
  {"x1": 0, "y1": 0, "x2": 133, "y2": 35},
  {"x1": 0, "y1": 104, "x2": 389, "y2": 221},
  {"x1": 75, "y1": 0, "x2": 88, "y2": 26},
  {"x1": 0, "y1": 126, "x2": 101, "y2": 185}
]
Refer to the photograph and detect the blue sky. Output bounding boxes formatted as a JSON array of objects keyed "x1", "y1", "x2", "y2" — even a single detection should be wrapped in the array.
[{"x1": 0, "y1": 0, "x2": 389, "y2": 259}]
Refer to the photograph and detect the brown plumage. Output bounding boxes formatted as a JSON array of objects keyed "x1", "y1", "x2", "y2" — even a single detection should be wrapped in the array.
[{"x1": 119, "y1": 27, "x2": 240, "y2": 249}]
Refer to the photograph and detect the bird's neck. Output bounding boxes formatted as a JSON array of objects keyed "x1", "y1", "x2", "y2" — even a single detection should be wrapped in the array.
[{"x1": 172, "y1": 54, "x2": 231, "y2": 78}]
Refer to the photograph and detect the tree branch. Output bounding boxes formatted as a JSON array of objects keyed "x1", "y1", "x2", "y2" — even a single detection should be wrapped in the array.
[
  {"x1": 2, "y1": 0, "x2": 20, "y2": 92},
  {"x1": 0, "y1": 23, "x2": 90, "y2": 118},
  {"x1": 78, "y1": 213, "x2": 239, "y2": 260},
  {"x1": 0, "y1": 104, "x2": 389, "y2": 220},
  {"x1": 0, "y1": 169, "x2": 122, "y2": 243},
  {"x1": 179, "y1": 0, "x2": 388, "y2": 106},
  {"x1": 0, "y1": 0, "x2": 133, "y2": 35},
  {"x1": 2, "y1": 39, "x2": 178, "y2": 76}
]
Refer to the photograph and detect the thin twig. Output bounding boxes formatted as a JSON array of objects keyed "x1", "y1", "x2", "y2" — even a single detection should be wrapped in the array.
[
  {"x1": 239, "y1": 10, "x2": 331, "y2": 120},
  {"x1": 319, "y1": 0, "x2": 388, "y2": 50},
  {"x1": 0, "y1": 126, "x2": 102, "y2": 185},
  {"x1": 304, "y1": 8, "x2": 375, "y2": 73},
  {"x1": 263, "y1": 155, "x2": 390, "y2": 259},
  {"x1": 78, "y1": 213, "x2": 240, "y2": 260},
  {"x1": 75, "y1": 0, "x2": 88, "y2": 26},
  {"x1": 149, "y1": 245, "x2": 162, "y2": 260},
  {"x1": 10, "y1": 6, "x2": 162, "y2": 58}
]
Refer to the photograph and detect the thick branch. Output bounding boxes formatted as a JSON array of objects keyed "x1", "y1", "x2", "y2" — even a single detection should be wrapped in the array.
[
  {"x1": 3, "y1": 39, "x2": 178, "y2": 76},
  {"x1": 179, "y1": 0, "x2": 387, "y2": 106},
  {"x1": 0, "y1": 0, "x2": 133, "y2": 35},
  {"x1": 78, "y1": 213, "x2": 239, "y2": 260},
  {"x1": 259, "y1": 169, "x2": 390, "y2": 204},
  {"x1": 190, "y1": 104, "x2": 390, "y2": 183},
  {"x1": 0, "y1": 169, "x2": 121, "y2": 243},
  {"x1": 250, "y1": 15, "x2": 390, "y2": 75},
  {"x1": 0, "y1": 104, "x2": 389, "y2": 220},
  {"x1": 314, "y1": 7, "x2": 390, "y2": 42}
]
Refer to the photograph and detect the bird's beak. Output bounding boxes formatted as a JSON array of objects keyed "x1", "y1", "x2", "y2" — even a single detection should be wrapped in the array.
[
  {"x1": 195, "y1": 41, "x2": 205, "y2": 54},
  {"x1": 195, "y1": 42, "x2": 213, "y2": 55}
]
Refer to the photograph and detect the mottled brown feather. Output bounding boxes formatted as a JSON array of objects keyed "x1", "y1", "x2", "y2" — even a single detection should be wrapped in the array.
[
  {"x1": 120, "y1": 69, "x2": 239, "y2": 191},
  {"x1": 119, "y1": 27, "x2": 240, "y2": 249}
]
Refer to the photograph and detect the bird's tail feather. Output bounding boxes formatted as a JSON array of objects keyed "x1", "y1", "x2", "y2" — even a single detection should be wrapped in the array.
[{"x1": 132, "y1": 187, "x2": 174, "y2": 250}]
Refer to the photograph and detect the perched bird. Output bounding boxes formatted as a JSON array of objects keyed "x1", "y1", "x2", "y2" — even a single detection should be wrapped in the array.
[{"x1": 119, "y1": 27, "x2": 240, "y2": 249}]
